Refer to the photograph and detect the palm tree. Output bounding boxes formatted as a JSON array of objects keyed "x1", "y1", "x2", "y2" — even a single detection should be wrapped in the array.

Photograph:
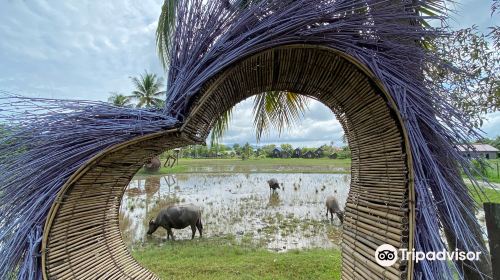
[
  {"x1": 129, "y1": 71, "x2": 166, "y2": 172},
  {"x1": 157, "y1": 1, "x2": 309, "y2": 145},
  {"x1": 129, "y1": 71, "x2": 166, "y2": 109},
  {"x1": 108, "y1": 92, "x2": 132, "y2": 107}
]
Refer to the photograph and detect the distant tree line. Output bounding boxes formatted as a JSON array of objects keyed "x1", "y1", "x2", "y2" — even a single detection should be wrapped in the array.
[{"x1": 171, "y1": 143, "x2": 351, "y2": 160}]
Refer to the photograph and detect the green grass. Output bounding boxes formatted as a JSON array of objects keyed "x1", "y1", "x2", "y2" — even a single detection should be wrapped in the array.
[
  {"x1": 468, "y1": 184, "x2": 500, "y2": 204},
  {"x1": 137, "y1": 158, "x2": 352, "y2": 175},
  {"x1": 132, "y1": 237, "x2": 342, "y2": 280},
  {"x1": 477, "y1": 159, "x2": 500, "y2": 183},
  {"x1": 463, "y1": 159, "x2": 500, "y2": 184},
  {"x1": 464, "y1": 160, "x2": 500, "y2": 204}
]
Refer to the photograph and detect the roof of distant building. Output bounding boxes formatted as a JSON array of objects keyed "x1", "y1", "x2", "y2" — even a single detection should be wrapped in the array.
[{"x1": 457, "y1": 144, "x2": 499, "y2": 152}]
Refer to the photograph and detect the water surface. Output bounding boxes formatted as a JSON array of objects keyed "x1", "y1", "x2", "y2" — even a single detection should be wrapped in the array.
[{"x1": 120, "y1": 173, "x2": 350, "y2": 252}]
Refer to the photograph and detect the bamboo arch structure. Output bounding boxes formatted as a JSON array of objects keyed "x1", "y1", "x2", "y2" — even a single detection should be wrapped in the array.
[{"x1": 41, "y1": 45, "x2": 415, "y2": 279}]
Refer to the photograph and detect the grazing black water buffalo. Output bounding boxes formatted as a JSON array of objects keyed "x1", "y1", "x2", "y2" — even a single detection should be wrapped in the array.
[
  {"x1": 325, "y1": 195, "x2": 344, "y2": 224},
  {"x1": 267, "y1": 178, "x2": 280, "y2": 192},
  {"x1": 147, "y1": 204, "x2": 203, "y2": 240}
]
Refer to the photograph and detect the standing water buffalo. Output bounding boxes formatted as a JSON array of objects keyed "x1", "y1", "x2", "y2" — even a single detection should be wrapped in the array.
[
  {"x1": 147, "y1": 204, "x2": 203, "y2": 240},
  {"x1": 325, "y1": 195, "x2": 344, "y2": 224},
  {"x1": 267, "y1": 178, "x2": 280, "y2": 192}
]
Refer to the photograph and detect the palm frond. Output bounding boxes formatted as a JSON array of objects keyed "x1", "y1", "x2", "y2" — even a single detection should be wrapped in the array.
[
  {"x1": 107, "y1": 92, "x2": 132, "y2": 107},
  {"x1": 130, "y1": 77, "x2": 147, "y2": 95},
  {"x1": 252, "y1": 93, "x2": 270, "y2": 141},
  {"x1": 154, "y1": 90, "x2": 166, "y2": 97},
  {"x1": 416, "y1": 0, "x2": 449, "y2": 28},
  {"x1": 130, "y1": 90, "x2": 145, "y2": 99},
  {"x1": 156, "y1": 0, "x2": 178, "y2": 69},
  {"x1": 129, "y1": 71, "x2": 166, "y2": 108},
  {"x1": 210, "y1": 109, "x2": 232, "y2": 146},
  {"x1": 209, "y1": 91, "x2": 309, "y2": 144},
  {"x1": 136, "y1": 100, "x2": 145, "y2": 108},
  {"x1": 253, "y1": 91, "x2": 309, "y2": 141},
  {"x1": 153, "y1": 99, "x2": 166, "y2": 109}
]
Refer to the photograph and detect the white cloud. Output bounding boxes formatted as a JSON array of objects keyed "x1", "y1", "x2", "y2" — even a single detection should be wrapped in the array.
[
  {"x1": 481, "y1": 112, "x2": 500, "y2": 138},
  {"x1": 447, "y1": 0, "x2": 499, "y2": 33},
  {"x1": 0, "y1": 0, "x2": 164, "y2": 100},
  {"x1": 217, "y1": 98, "x2": 345, "y2": 148},
  {"x1": 0, "y1": 0, "x2": 497, "y2": 146}
]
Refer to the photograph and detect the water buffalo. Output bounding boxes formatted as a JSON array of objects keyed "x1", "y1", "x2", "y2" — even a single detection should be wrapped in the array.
[
  {"x1": 325, "y1": 195, "x2": 344, "y2": 223},
  {"x1": 147, "y1": 204, "x2": 203, "y2": 240},
  {"x1": 144, "y1": 156, "x2": 161, "y2": 173},
  {"x1": 267, "y1": 178, "x2": 280, "y2": 192}
]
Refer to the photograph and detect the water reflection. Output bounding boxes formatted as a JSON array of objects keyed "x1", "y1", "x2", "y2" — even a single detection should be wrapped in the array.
[
  {"x1": 268, "y1": 192, "x2": 281, "y2": 207},
  {"x1": 120, "y1": 173, "x2": 350, "y2": 252}
]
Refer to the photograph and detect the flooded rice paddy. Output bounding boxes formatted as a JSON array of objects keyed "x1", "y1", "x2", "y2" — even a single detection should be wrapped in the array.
[{"x1": 120, "y1": 173, "x2": 350, "y2": 252}]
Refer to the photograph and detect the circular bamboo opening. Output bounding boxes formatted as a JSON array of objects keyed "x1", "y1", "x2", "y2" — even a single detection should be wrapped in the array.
[{"x1": 42, "y1": 45, "x2": 414, "y2": 280}]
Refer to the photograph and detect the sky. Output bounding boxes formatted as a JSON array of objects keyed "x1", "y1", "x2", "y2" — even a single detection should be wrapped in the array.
[{"x1": 0, "y1": 0, "x2": 498, "y2": 147}]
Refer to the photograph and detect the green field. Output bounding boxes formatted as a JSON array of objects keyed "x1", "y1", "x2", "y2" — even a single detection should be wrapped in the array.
[
  {"x1": 137, "y1": 158, "x2": 352, "y2": 175},
  {"x1": 131, "y1": 158, "x2": 500, "y2": 279},
  {"x1": 463, "y1": 159, "x2": 500, "y2": 203},
  {"x1": 470, "y1": 159, "x2": 500, "y2": 183},
  {"x1": 468, "y1": 184, "x2": 500, "y2": 204},
  {"x1": 132, "y1": 236, "x2": 342, "y2": 280},
  {"x1": 136, "y1": 157, "x2": 500, "y2": 203},
  {"x1": 139, "y1": 157, "x2": 500, "y2": 185}
]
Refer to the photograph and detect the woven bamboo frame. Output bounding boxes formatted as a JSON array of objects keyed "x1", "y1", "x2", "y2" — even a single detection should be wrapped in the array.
[{"x1": 42, "y1": 45, "x2": 415, "y2": 279}]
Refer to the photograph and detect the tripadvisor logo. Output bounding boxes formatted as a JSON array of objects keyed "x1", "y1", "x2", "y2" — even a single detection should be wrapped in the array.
[
  {"x1": 375, "y1": 244, "x2": 398, "y2": 267},
  {"x1": 374, "y1": 244, "x2": 482, "y2": 267}
]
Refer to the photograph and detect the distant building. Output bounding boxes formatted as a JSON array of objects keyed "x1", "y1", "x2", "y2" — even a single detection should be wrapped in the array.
[
  {"x1": 223, "y1": 150, "x2": 235, "y2": 157},
  {"x1": 458, "y1": 144, "x2": 499, "y2": 159},
  {"x1": 272, "y1": 147, "x2": 282, "y2": 158},
  {"x1": 314, "y1": 147, "x2": 324, "y2": 158},
  {"x1": 292, "y1": 148, "x2": 302, "y2": 158},
  {"x1": 303, "y1": 151, "x2": 315, "y2": 159},
  {"x1": 271, "y1": 147, "x2": 291, "y2": 158}
]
